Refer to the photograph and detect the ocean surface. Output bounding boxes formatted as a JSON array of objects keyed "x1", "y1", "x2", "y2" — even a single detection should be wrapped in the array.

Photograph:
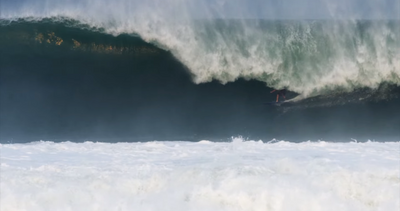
[{"x1": 0, "y1": 1, "x2": 399, "y2": 210}]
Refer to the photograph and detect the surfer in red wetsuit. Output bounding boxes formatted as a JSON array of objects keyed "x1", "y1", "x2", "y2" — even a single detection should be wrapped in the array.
[{"x1": 270, "y1": 89, "x2": 286, "y2": 102}]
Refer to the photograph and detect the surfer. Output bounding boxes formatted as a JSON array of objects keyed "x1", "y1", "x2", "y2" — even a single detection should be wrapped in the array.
[{"x1": 270, "y1": 89, "x2": 286, "y2": 102}]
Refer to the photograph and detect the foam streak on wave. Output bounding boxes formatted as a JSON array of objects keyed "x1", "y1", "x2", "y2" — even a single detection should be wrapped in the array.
[
  {"x1": 1, "y1": 0, "x2": 399, "y2": 96},
  {"x1": 1, "y1": 138, "x2": 399, "y2": 211}
]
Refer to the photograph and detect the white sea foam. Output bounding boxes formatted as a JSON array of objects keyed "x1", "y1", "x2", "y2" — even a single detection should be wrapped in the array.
[{"x1": 1, "y1": 138, "x2": 399, "y2": 211}]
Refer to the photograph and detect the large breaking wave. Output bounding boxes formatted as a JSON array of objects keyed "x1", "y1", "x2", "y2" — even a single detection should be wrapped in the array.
[
  {"x1": 1, "y1": 0, "x2": 400, "y2": 142},
  {"x1": 1, "y1": 0, "x2": 399, "y2": 97}
]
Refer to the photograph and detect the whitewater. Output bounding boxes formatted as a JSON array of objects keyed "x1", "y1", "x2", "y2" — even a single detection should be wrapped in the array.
[{"x1": 1, "y1": 138, "x2": 399, "y2": 211}]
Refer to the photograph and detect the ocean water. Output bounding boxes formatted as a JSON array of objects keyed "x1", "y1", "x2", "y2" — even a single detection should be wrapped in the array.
[
  {"x1": 0, "y1": 1, "x2": 399, "y2": 210},
  {"x1": 1, "y1": 137, "x2": 399, "y2": 211}
]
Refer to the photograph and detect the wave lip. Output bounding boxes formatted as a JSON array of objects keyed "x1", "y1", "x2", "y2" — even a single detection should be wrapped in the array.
[{"x1": 1, "y1": 1, "x2": 399, "y2": 98}]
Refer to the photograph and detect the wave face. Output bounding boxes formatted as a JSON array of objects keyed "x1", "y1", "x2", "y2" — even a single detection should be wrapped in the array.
[
  {"x1": 1, "y1": 1, "x2": 399, "y2": 142},
  {"x1": 1, "y1": 0, "x2": 399, "y2": 96},
  {"x1": 1, "y1": 20, "x2": 399, "y2": 142}
]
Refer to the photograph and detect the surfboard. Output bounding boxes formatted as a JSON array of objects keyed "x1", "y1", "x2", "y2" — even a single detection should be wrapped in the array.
[
  {"x1": 264, "y1": 99, "x2": 295, "y2": 107},
  {"x1": 264, "y1": 101, "x2": 284, "y2": 106}
]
